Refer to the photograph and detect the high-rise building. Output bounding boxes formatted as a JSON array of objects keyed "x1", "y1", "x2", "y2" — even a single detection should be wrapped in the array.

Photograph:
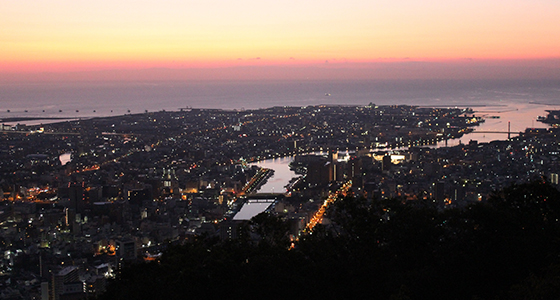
[
  {"x1": 550, "y1": 173, "x2": 559, "y2": 185},
  {"x1": 50, "y1": 266, "x2": 84, "y2": 300},
  {"x1": 307, "y1": 160, "x2": 333, "y2": 186},
  {"x1": 434, "y1": 181, "x2": 445, "y2": 206},
  {"x1": 382, "y1": 155, "x2": 392, "y2": 172},
  {"x1": 116, "y1": 238, "x2": 137, "y2": 261},
  {"x1": 68, "y1": 182, "x2": 86, "y2": 214}
]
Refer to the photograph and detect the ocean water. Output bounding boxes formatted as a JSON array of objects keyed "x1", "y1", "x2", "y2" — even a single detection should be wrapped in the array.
[{"x1": 1, "y1": 79, "x2": 559, "y2": 140}]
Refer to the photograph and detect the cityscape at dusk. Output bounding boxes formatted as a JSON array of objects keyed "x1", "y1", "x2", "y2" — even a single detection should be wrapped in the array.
[{"x1": 1, "y1": 1, "x2": 560, "y2": 299}]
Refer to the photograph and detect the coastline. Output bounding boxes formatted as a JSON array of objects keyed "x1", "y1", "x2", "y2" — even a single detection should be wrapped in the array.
[
  {"x1": 0, "y1": 117, "x2": 82, "y2": 126},
  {"x1": 1, "y1": 101, "x2": 551, "y2": 147}
]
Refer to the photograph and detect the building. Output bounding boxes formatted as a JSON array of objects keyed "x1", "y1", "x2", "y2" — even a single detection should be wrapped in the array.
[
  {"x1": 50, "y1": 266, "x2": 85, "y2": 300},
  {"x1": 116, "y1": 238, "x2": 137, "y2": 261}
]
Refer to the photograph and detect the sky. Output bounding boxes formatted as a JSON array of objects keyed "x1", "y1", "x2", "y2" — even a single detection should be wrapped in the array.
[{"x1": 1, "y1": 0, "x2": 560, "y2": 81}]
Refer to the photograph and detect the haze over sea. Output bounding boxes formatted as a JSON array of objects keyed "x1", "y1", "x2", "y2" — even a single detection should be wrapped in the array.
[{"x1": 1, "y1": 79, "x2": 559, "y2": 143}]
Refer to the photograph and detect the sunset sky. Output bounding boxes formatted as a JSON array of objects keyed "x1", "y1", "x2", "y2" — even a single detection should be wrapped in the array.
[{"x1": 2, "y1": 0, "x2": 560, "y2": 81}]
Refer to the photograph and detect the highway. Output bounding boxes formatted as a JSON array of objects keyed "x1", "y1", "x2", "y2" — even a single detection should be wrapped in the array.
[{"x1": 304, "y1": 180, "x2": 352, "y2": 233}]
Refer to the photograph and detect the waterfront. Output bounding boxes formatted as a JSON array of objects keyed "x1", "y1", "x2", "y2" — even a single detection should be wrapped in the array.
[
  {"x1": 253, "y1": 102, "x2": 554, "y2": 193},
  {"x1": 2, "y1": 79, "x2": 559, "y2": 121},
  {"x1": 253, "y1": 156, "x2": 297, "y2": 194},
  {"x1": 4, "y1": 100, "x2": 560, "y2": 300},
  {"x1": 434, "y1": 102, "x2": 552, "y2": 146}
]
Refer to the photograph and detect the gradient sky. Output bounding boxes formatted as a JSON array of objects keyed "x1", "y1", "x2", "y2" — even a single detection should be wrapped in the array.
[{"x1": 2, "y1": 0, "x2": 560, "y2": 80}]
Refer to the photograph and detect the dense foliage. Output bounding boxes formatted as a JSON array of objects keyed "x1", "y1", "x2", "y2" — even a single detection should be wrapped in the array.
[{"x1": 101, "y1": 181, "x2": 560, "y2": 300}]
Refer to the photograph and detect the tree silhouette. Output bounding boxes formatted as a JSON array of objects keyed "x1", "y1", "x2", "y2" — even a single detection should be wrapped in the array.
[{"x1": 100, "y1": 181, "x2": 560, "y2": 300}]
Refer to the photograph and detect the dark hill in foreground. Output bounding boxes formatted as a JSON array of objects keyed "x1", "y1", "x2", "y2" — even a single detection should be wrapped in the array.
[{"x1": 100, "y1": 181, "x2": 560, "y2": 300}]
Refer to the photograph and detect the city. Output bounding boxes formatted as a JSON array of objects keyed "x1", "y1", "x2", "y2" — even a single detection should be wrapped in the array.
[
  {"x1": 1, "y1": 105, "x2": 560, "y2": 299},
  {"x1": 3, "y1": 0, "x2": 560, "y2": 298}
]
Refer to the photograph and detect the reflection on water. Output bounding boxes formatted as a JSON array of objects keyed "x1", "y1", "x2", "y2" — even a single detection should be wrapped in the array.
[
  {"x1": 438, "y1": 103, "x2": 554, "y2": 147},
  {"x1": 233, "y1": 200, "x2": 275, "y2": 220},
  {"x1": 252, "y1": 156, "x2": 297, "y2": 193},
  {"x1": 253, "y1": 103, "x2": 556, "y2": 191},
  {"x1": 3, "y1": 119, "x2": 80, "y2": 126},
  {"x1": 59, "y1": 153, "x2": 72, "y2": 165}
]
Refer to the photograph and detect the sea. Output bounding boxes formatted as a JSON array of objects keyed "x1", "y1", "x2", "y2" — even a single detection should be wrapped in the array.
[{"x1": 1, "y1": 79, "x2": 559, "y2": 144}]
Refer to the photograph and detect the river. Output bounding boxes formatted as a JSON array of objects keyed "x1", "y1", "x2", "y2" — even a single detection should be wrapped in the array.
[
  {"x1": 253, "y1": 102, "x2": 553, "y2": 193},
  {"x1": 252, "y1": 156, "x2": 298, "y2": 193},
  {"x1": 51, "y1": 102, "x2": 553, "y2": 193},
  {"x1": 59, "y1": 152, "x2": 72, "y2": 165}
]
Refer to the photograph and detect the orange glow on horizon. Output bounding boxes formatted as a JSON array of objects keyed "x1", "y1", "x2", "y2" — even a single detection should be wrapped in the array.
[
  {"x1": 1, "y1": 0, "x2": 559, "y2": 79},
  {"x1": 3, "y1": 55, "x2": 560, "y2": 75}
]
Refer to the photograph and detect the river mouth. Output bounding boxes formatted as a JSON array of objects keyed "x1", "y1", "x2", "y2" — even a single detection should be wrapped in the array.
[
  {"x1": 251, "y1": 102, "x2": 552, "y2": 191},
  {"x1": 432, "y1": 102, "x2": 551, "y2": 147}
]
